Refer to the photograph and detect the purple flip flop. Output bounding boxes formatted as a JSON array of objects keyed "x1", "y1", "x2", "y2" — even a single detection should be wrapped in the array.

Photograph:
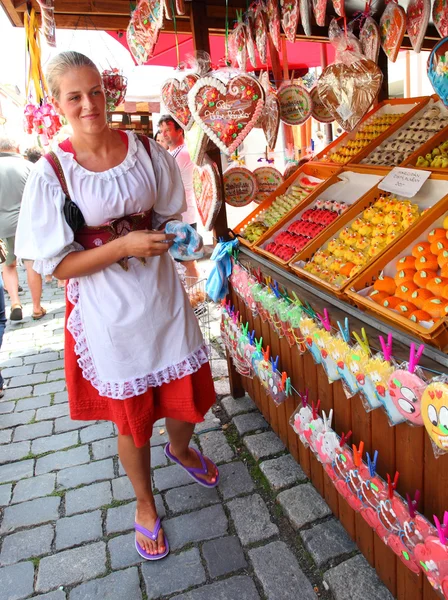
[
  {"x1": 135, "y1": 518, "x2": 169, "y2": 561},
  {"x1": 164, "y1": 443, "x2": 220, "y2": 488}
]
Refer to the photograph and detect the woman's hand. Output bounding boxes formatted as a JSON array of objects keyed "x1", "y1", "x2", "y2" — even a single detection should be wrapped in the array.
[{"x1": 122, "y1": 230, "x2": 176, "y2": 258}]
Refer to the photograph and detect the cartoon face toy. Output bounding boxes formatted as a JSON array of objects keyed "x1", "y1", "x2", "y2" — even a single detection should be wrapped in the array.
[
  {"x1": 389, "y1": 370, "x2": 426, "y2": 426},
  {"x1": 292, "y1": 405, "x2": 314, "y2": 446},
  {"x1": 422, "y1": 382, "x2": 448, "y2": 451},
  {"x1": 299, "y1": 317, "x2": 322, "y2": 364},
  {"x1": 315, "y1": 429, "x2": 340, "y2": 464},
  {"x1": 316, "y1": 332, "x2": 340, "y2": 382}
]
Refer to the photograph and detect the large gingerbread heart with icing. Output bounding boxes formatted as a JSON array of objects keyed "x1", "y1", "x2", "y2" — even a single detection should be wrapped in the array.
[
  {"x1": 127, "y1": 0, "x2": 163, "y2": 64},
  {"x1": 433, "y1": 0, "x2": 448, "y2": 37},
  {"x1": 188, "y1": 74, "x2": 265, "y2": 156},
  {"x1": 280, "y1": 0, "x2": 300, "y2": 43},
  {"x1": 193, "y1": 157, "x2": 222, "y2": 231},
  {"x1": 224, "y1": 166, "x2": 258, "y2": 207},
  {"x1": 407, "y1": 0, "x2": 430, "y2": 53},
  {"x1": 161, "y1": 74, "x2": 199, "y2": 130},
  {"x1": 317, "y1": 59, "x2": 382, "y2": 131},
  {"x1": 380, "y1": 1, "x2": 406, "y2": 63}
]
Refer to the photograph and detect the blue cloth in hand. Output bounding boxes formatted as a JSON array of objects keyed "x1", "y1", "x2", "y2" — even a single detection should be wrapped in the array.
[
  {"x1": 165, "y1": 221, "x2": 204, "y2": 261},
  {"x1": 206, "y1": 239, "x2": 239, "y2": 302}
]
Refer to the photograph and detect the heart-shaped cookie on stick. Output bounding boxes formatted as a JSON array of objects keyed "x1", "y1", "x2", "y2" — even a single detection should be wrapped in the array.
[
  {"x1": 193, "y1": 156, "x2": 222, "y2": 231},
  {"x1": 161, "y1": 74, "x2": 199, "y2": 130},
  {"x1": 407, "y1": 0, "x2": 430, "y2": 53}
]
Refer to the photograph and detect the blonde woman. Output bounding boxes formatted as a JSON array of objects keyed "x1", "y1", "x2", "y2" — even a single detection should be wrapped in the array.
[{"x1": 15, "y1": 51, "x2": 218, "y2": 561}]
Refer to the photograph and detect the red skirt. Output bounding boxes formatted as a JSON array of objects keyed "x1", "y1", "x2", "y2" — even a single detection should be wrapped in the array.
[{"x1": 64, "y1": 296, "x2": 216, "y2": 448}]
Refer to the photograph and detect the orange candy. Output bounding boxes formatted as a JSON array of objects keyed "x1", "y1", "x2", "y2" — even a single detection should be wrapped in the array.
[
  {"x1": 428, "y1": 228, "x2": 446, "y2": 243},
  {"x1": 412, "y1": 242, "x2": 431, "y2": 257},
  {"x1": 442, "y1": 283, "x2": 448, "y2": 300},
  {"x1": 409, "y1": 310, "x2": 432, "y2": 323},
  {"x1": 369, "y1": 290, "x2": 389, "y2": 305},
  {"x1": 422, "y1": 297, "x2": 446, "y2": 318},
  {"x1": 410, "y1": 288, "x2": 434, "y2": 309},
  {"x1": 394, "y1": 269, "x2": 416, "y2": 285},
  {"x1": 438, "y1": 250, "x2": 448, "y2": 269},
  {"x1": 396, "y1": 283, "x2": 419, "y2": 301},
  {"x1": 415, "y1": 254, "x2": 439, "y2": 271},
  {"x1": 430, "y1": 238, "x2": 448, "y2": 256},
  {"x1": 382, "y1": 296, "x2": 401, "y2": 309},
  {"x1": 396, "y1": 255, "x2": 416, "y2": 270},
  {"x1": 427, "y1": 277, "x2": 448, "y2": 297},
  {"x1": 340, "y1": 262, "x2": 355, "y2": 277},
  {"x1": 396, "y1": 301, "x2": 418, "y2": 317},
  {"x1": 373, "y1": 274, "x2": 396, "y2": 296},
  {"x1": 413, "y1": 270, "x2": 438, "y2": 288}
]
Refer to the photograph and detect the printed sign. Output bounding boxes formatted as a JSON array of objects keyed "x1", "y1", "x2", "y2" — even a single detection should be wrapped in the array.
[{"x1": 378, "y1": 167, "x2": 431, "y2": 198}]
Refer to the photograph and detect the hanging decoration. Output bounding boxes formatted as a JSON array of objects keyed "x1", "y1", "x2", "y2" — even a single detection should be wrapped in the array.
[
  {"x1": 332, "y1": 0, "x2": 344, "y2": 17},
  {"x1": 360, "y1": 16, "x2": 381, "y2": 63},
  {"x1": 102, "y1": 69, "x2": 128, "y2": 112},
  {"x1": 223, "y1": 165, "x2": 258, "y2": 206},
  {"x1": 162, "y1": 0, "x2": 173, "y2": 19},
  {"x1": 188, "y1": 72, "x2": 265, "y2": 156},
  {"x1": 245, "y1": 11, "x2": 258, "y2": 68},
  {"x1": 161, "y1": 74, "x2": 199, "y2": 130},
  {"x1": 254, "y1": 2, "x2": 268, "y2": 64},
  {"x1": 312, "y1": 0, "x2": 327, "y2": 28},
  {"x1": 192, "y1": 156, "x2": 222, "y2": 231},
  {"x1": 36, "y1": 0, "x2": 56, "y2": 47},
  {"x1": 256, "y1": 73, "x2": 281, "y2": 149},
  {"x1": 433, "y1": 0, "x2": 448, "y2": 37},
  {"x1": 175, "y1": 0, "x2": 185, "y2": 15},
  {"x1": 379, "y1": 0, "x2": 406, "y2": 63},
  {"x1": 278, "y1": 83, "x2": 313, "y2": 125},
  {"x1": 310, "y1": 86, "x2": 334, "y2": 123},
  {"x1": 127, "y1": 0, "x2": 163, "y2": 65},
  {"x1": 428, "y1": 38, "x2": 448, "y2": 106},
  {"x1": 253, "y1": 166, "x2": 284, "y2": 204},
  {"x1": 185, "y1": 122, "x2": 211, "y2": 165},
  {"x1": 267, "y1": 0, "x2": 282, "y2": 52},
  {"x1": 422, "y1": 378, "x2": 448, "y2": 455},
  {"x1": 300, "y1": 0, "x2": 313, "y2": 36},
  {"x1": 280, "y1": 0, "x2": 300, "y2": 43},
  {"x1": 228, "y1": 12, "x2": 247, "y2": 70},
  {"x1": 407, "y1": 0, "x2": 431, "y2": 53}
]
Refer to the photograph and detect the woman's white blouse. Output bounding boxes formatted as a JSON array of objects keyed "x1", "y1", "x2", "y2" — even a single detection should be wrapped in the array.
[{"x1": 15, "y1": 132, "x2": 208, "y2": 400}]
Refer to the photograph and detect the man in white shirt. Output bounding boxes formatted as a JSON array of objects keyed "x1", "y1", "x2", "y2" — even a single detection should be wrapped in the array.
[{"x1": 158, "y1": 115, "x2": 200, "y2": 279}]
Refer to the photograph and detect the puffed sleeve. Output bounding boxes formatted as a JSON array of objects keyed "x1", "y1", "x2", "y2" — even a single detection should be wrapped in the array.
[
  {"x1": 15, "y1": 159, "x2": 83, "y2": 275},
  {"x1": 146, "y1": 138, "x2": 187, "y2": 230}
]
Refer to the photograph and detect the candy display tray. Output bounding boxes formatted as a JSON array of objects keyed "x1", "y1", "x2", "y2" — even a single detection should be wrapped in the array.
[
  {"x1": 252, "y1": 167, "x2": 387, "y2": 268},
  {"x1": 403, "y1": 124, "x2": 448, "y2": 173},
  {"x1": 232, "y1": 163, "x2": 339, "y2": 248},
  {"x1": 290, "y1": 174, "x2": 448, "y2": 298},
  {"x1": 346, "y1": 202, "x2": 448, "y2": 349},
  {"x1": 312, "y1": 97, "x2": 429, "y2": 167}
]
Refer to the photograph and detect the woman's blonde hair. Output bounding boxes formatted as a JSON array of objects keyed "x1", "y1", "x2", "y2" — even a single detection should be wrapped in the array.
[{"x1": 46, "y1": 51, "x2": 100, "y2": 100}]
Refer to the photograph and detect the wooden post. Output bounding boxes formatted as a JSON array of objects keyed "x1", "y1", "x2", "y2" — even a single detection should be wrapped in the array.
[
  {"x1": 320, "y1": 43, "x2": 333, "y2": 144},
  {"x1": 377, "y1": 49, "x2": 389, "y2": 102}
]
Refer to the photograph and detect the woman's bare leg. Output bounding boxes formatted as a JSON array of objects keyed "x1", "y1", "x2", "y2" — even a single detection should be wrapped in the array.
[
  {"x1": 117, "y1": 433, "x2": 165, "y2": 556},
  {"x1": 165, "y1": 418, "x2": 218, "y2": 484}
]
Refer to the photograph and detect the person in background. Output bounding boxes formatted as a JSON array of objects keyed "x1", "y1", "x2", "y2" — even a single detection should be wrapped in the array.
[
  {"x1": 158, "y1": 115, "x2": 200, "y2": 280},
  {"x1": 24, "y1": 146, "x2": 43, "y2": 164},
  {"x1": 0, "y1": 278, "x2": 6, "y2": 396},
  {"x1": 0, "y1": 137, "x2": 46, "y2": 321},
  {"x1": 154, "y1": 130, "x2": 168, "y2": 150}
]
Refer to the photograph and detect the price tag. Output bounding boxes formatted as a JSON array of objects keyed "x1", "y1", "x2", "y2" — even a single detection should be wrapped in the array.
[{"x1": 378, "y1": 167, "x2": 431, "y2": 198}]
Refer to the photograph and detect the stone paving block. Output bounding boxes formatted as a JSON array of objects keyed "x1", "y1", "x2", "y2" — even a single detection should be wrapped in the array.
[
  {"x1": 36, "y1": 541, "x2": 107, "y2": 593},
  {"x1": 56, "y1": 510, "x2": 103, "y2": 550},
  {"x1": 199, "y1": 430, "x2": 235, "y2": 464},
  {"x1": 36, "y1": 445, "x2": 90, "y2": 475},
  {"x1": 108, "y1": 532, "x2": 143, "y2": 570},
  {"x1": 141, "y1": 548, "x2": 206, "y2": 600},
  {"x1": 249, "y1": 541, "x2": 317, "y2": 600},
  {"x1": 34, "y1": 380, "x2": 66, "y2": 396},
  {"x1": 0, "y1": 409, "x2": 35, "y2": 429},
  {"x1": 12, "y1": 473, "x2": 55, "y2": 504},
  {"x1": 0, "y1": 483, "x2": 12, "y2": 506},
  {"x1": 46, "y1": 370, "x2": 66, "y2": 382},
  {"x1": 36, "y1": 403, "x2": 70, "y2": 421},
  {"x1": 150, "y1": 429, "x2": 169, "y2": 446},
  {"x1": 91, "y1": 437, "x2": 117, "y2": 460},
  {"x1": 111, "y1": 477, "x2": 135, "y2": 502},
  {"x1": 15, "y1": 395, "x2": 52, "y2": 412},
  {"x1": 3, "y1": 386, "x2": 33, "y2": 401},
  {"x1": 106, "y1": 496, "x2": 165, "y2": 535},
  {"x1": 171, "y1": 575, "x2": 260, "y2": 600},
  {"x1": 300, "y1": 520, "x2": 357, "y2": 568},
  {"x1": 8, "y1": 373, "x2": 47, "y2": 388},
  {"x1": 53, "y1": 391, "x2": 68, "y2": 404},
  {"x1": 163, "y1": 504, "x2": 228, "y2": 551},
  {"x1": 14, "y1": 420, "x2": 53, "y2": 441},
  {"x1": 153, "y1": 463, "x2": 195, "y2": 492},
  {"x1": 24, "y1": 352, "x2": 59, "y2": 365},
  {"x1": 164, "y1": 482, "x2": 219, "y2": 514},
  {"x1": 218, "y1": 461, "x2": 255, "y2": 500},
  {"x1": 0, "y1": 561, "x2": 35, "y2": 600},
  {"x1": 65, "y1": 481, "x2": 112, "y2": 516},
  {"x1": 232, "y1": 413, "x2": 268, "y2": 436},
  {"x1": 0, "y1": 401, "x2": 15, "y2": 414},
  {"x1": 54, "y1": 416, "x2": 89, "y2": 433},
  {"x1": 228, "y1": 494, "x2": 279, "y2": 546},
  {"x1": 244, "y1": 432, "x2": 286, "y2": 461},
  {"x1": 57, "y1": 458, "x2": 114, "y2": 489},
  {"x1": 0, "y1": 357, "x2": 23, "y2": 368},
  {"x1": 324, "y1": 555, "x2": 394, "y2": 600},
  {"x1": 33, "y1": 359, "x2": 65, "y2": 373},
  {"x1": 214, "y1": 377, "x2": 230, "y2": 397},
  {"x1": 80, "y1": 422, "x2": 114, "y2": 444},
  {"x1": 151, "y1": 443, "x2": 169, "y2": 467},
  {"x1": 0, "y1": 459, "x2": 34, "y2": 484},
  {"x1": 0, "y1": 441, "x2": 31, "y2": 465},
  {"x1": 0, "y1": 524, "x2": 54, "y2": 565},
  {"x1": 211, "y1": 359, "x2": 229, "y2": 378},
  {"x1": 222, "y1": 394, "x2": 257, "y2": 417},
  {"x1": 1, "y1": 495, "x2": 60, "y2": 534},
  {"x1": 259, "y1": 455, "x2": 307, "y2": 491},
  {"x1": 202, "y1": 535, "x2": 247, "y2": 578},
  {"x1": 0, "y1": 429, "x2": 13, "y2": 444},
  {"x1": 277, "y1": 484, "x2": 332, "y2": 530},
  {"x1": 70, "y1": 567, "x2": 142, "y2": 600},
  {"x1": 1, "y1": 365, "x2": 33, "y2": 378},
  {"x1": 33, "y1": 592, "x2": 66, "y2": 600},
  {"x1": 32, "y1": 431, "x2": 78, "y2": 455}
]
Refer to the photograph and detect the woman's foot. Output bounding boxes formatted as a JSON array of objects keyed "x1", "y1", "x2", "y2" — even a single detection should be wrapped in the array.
[
  {"x1": 135, "y1": 499, "x2": 166, "y2": 556},
  {"x1": 166, "y1": 444, "x2": 218, "y2": 485},
  {"x1": 10, "y1": 304, "x2": 22, "y2": 321},
  {"x1": 32, "y1": 307, "x2": 47, "y2": 321}
]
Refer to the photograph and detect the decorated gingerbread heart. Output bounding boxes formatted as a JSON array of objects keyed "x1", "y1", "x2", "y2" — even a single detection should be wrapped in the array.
[
  {"x1": 229, "y1": 21, "x2": 247, "y2": 70},
  {"x1": 332, "y1": 0, "x2": 344, "y2": 17},
  {"x1": 126, "y1": 0, "x2": 163, "y2": 65},
  {"x1": 245, "y1": 14, "x2": 258, "y2": 68},
  {"x1": 317, "y1": 59, "x2": 382, "y2": 131},
  {"x1": 259, "y1": 91, "x2": 280, "y2": 148},
  {"x1": 254, "y1": 4, "x2": 268, "y2": 64},
  {"x1": 407, "y1": 0, "x2": 430, "y2": 54},
  {"x1": 175, "y1": 0, "x2": 185, "y2": 15},
  {"x1": 421, "y1": 380, "x2": 448, "y2": 452},
  {"x1": 267, "y1": 0, "x2": 282, "y2": 51},
  {"x1": 253, "y1": 166, "x2": 283, "y2": 204},
  {"x1": 188, "y1": 73, "x2": 265, "y2": 156},
  {"x1": 433, "y1": 0, "x2": 448, "y2": 37},
  {"x1": 162, "y1": 0, "x2": 173, "y2": 19},
  {"x1": 360, "y1": 16, "x2": 381, "y2": 63},
  {"x1": 278, "y1": 84, "x2": 313, "y2": 125},
  {"x1": 192, "y1": 157, "x2": 222, "y2": 231},
  {"x1": 223, "y1": 166, "x2": 258, "y2": 207},
  {"x1": 310, "y1": 86, "x2": 334, "y2": 123},
  {"x1": 161, "y1": 74, "x2": 199, "y2": 130},
  {"x1": 185, "y1": 122, "x2": 210, "y2": 166},
  {"x1": 300, "y1": 0, "x2": 312, "y2": 36},
  {"x1": 280, "y1": 0, "x2": 300, "y2": 43},
  {"x1": 380, "y1": 1, "x2": 406, "y2": 63},
  {"x1": 312, "y1": 0, "x2": 327, "y2": 27}
]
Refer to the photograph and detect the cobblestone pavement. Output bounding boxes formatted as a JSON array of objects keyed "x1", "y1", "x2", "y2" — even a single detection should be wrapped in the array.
[{"x1": 0, "y1": 274, "x2": 394, "y2": 600}]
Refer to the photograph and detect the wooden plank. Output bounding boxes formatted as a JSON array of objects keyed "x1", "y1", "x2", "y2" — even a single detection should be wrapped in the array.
[
  {"x1": 337, "y1": 495, "x2": 356, "y2": 541},
  {"x1": 374, "y1": 533, "x2": 397, "y2": 598},
  {"x1": 277, "y1": 336, "x2": 293, "y2": 448},
  {"x1": 396, "y1": 561, "x2": 423, "y2": 600},
  {"x1": 259, "y1": 317, "x2": 272, "y2": 422},
  {"x1": 310, "y1": 452, "x2": 324, "y2": 496},
  {"x1": 323, "y1": 470, "x2": 339, "y2": 517},
  {"x1": 395, "y1": 424, "x2": 424, "y2": 510},
  {"x1": 268, "y1": 326, "x2": 281, "y2": 437},
  {"x1": 423, "y1": 578, "x2": 443, "y2": 600},
  {"x1": 371, "y1": 408, "x2": 395, "y2": 486},
  {"x1": 423, "y1": 433, "x2": 448, "y2": 519}
]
